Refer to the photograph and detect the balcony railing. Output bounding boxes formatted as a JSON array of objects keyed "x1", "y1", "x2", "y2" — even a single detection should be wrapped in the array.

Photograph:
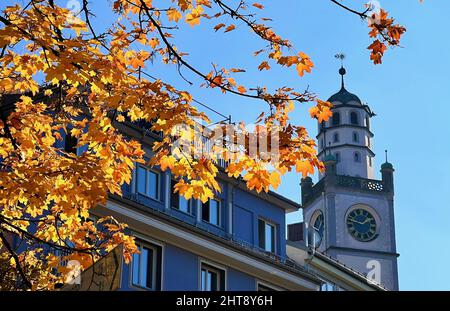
[{"x1": 335, "y1": 175, "x2": 385, "y2": 193}]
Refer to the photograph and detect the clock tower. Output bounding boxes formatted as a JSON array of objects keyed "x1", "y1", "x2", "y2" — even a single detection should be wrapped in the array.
[{"x1": 300, "y1": 66, "x2": 399, "y2": 290}]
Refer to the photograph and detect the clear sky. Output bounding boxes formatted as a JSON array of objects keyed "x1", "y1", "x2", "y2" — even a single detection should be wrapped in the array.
[{"x1": 5, "y1": 0, "x2": 450, "y2": 290}]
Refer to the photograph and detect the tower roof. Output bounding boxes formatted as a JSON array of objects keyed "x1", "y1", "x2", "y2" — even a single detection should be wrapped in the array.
[
  {"x1": 327, "y1": 87, "x2": 362, "y2": 106},
  {"x1": 327, "y1": 66, "x2": 362, "y2": 106}
]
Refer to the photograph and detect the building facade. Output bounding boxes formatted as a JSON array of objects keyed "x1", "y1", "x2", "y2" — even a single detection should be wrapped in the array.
[
  {"x1": 293, "y1": 67, "x2": 399, "y2": 290},
  {"x1": 88, "y1": 120, "x2": 321, "y2": 291}
]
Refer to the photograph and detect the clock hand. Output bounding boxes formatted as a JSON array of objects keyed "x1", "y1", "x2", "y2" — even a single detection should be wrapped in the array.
[{"x1": 348, "y1": 217, "x2": 365, "y2": 225}]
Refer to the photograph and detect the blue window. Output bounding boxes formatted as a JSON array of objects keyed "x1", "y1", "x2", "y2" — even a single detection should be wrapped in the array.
[
  {"x1": 171, "y1": 179, "x2": 194, "y2": 214},
  {"x1": 202, "y1": 198, "x2": 221, "y2": 226},
  {"x1": 258, "y1": 219, "x2": 276, "y2": 253},
  {"x1": 136, "y1": 166, "x2": 160, "y2": 200},
  {"x1": 201, "y1": 263, "x2": 225, "y2": 291},
  {"x1": 131, "y1": 242, "x2": 162, "y2": 290}
]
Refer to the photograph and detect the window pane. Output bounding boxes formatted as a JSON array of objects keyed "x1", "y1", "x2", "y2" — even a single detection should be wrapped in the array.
[
  {"x1": 145, "y1": 247, "x2": 154, "y2": 289},
  {"x1": 179, "y1": 197, "x2": 190, "y2": 213},
  {"x1": 140, "y1": 247, "x2": 149, "y2": 287},
  {"x1": 201, "y1": 269, "x2": 206, "y2": 291},
  {"x1": 137, "y1": 167, "x2": 147, "y2": 194},
  {"x1": 148, "y1": 171, "x2": 159, "y2": 199},
  {"x1": 258, "y1": 219, "x2": 265, "y2": 249},
  {"x1": 202, "y1": 202, "x2": 209, "y2": 222},
  {"x1": 132, "y1": 252, "x2": 140, "y2": 285},
  {"x1": 209, "y1": 200, "x2": 220, "y2": 226},
  {"x1": 209, "y1": 271, "x2": 218, "y2": 291},
  {"x1": 265, "y1": 223, "x2": 274, "y2": 252}
]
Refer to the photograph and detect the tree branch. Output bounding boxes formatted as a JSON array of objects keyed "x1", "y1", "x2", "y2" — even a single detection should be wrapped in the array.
[{"x1": 0, "y1": 231, "x2": 32, "y2": 289}]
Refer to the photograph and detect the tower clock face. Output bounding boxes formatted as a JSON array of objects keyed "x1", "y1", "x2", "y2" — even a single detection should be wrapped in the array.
[{"x1": 346, "y1": 209, "x2": 377, "y2": 242}]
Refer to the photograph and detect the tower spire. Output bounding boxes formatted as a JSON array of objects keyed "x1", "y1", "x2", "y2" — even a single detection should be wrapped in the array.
[
  {"x1": 385, "y1": 149, "x2": 388, "y2": 163},
  {"x1": 335, "y1": 53, "x2": 346, "y2": 89}
]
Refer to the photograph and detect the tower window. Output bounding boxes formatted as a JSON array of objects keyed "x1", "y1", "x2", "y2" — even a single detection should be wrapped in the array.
[
  {"x1": 333, "y1": 133, "x2": 339, "y2": 143},
  {"x1": 369, "y1": 156, "x2": 372, "y2": 167},
  {"x1": 366, "y1": 116, "x2": 370, "y2": 129},
  {"x1": 352, "y1": 132, "x2": 359, "y2": 143},
  {"x1": 354, "y1": 152, "x2": 361, "y2": 163},
  {"x1": 350, "y1": 112, "x2": 359, "y2": 125},
  {"x1": 334, "y1": 152, "x2": 340, "y2": 163},
  {"x1": 332, "y1": 112, "x2": 340, "y2": 126}
]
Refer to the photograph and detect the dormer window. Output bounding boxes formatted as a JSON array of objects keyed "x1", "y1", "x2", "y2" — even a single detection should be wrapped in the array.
[
  {"x1": 350, "y1": 112, "x2": 359, "y2": 125},
  {"x1": 332, "y1": 112, "x2": 340, "y2": 126}
]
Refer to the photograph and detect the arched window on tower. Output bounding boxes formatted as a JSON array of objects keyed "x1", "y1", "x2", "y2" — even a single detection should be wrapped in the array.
[
  {"x1": 350, "y1": 111, "x2": 359, "y2": 125},
  {"x1": 352, "y1": 132, "x2": 359, "y2": 143},
  {"x1": 333, "y1": 132, "x2": 339, "y2": 143},
  {"x1": 332, "y1": 112, "x2": 340, "y2": 126},
  {"x1": 354, "y1": 151, "x2": 361, "y2": 163}
]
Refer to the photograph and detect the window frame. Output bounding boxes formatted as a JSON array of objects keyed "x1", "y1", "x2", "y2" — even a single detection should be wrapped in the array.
[
  {"x1": 333, "y1": 132, "x2": 339, "y2": 143},
  {"x1": 332, "y1": 112, "x2": 340, "y2": 126},
  {"x1": 350, "y1": 111, "x2": 359, "y2": 125},
  {"x1": 130, "y1": 239, "x2": 163, "y2": 291},
  {"x1": 352, "y1": 131, "x2": 359, "y2": 143},
  {"x1": 136, "y1": 165, "x2": 161, "y2": 201},
  {"x1": 256, "y1": 280, "x2": 282, "y2": 291},
  {"x1": 199, "y1": 261, "x2": 226, "y2": 291},
  {"x1": 202, "y1": 198, "x2": 222, "y2": 227},
  {"x1": 170, "y1": 179, "x2": 194, "y2": 214},
  {"x1": 258, "y1": 218, "x2": 277, "y2": 254}
]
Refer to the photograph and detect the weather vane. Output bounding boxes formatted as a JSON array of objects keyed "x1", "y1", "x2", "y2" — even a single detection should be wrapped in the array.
[
  {"x1": 335, "y1": 53, "x2": 346, "y2": 67},
  {"x1": 335, "y1": 53, "x2": 346, "y2": 88}
]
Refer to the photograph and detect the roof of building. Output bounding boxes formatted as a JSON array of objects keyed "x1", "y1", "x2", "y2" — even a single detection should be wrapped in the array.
[
  {"x1": 286, "y1": 241, "x2": 387, "y2": 291},
  {"x1": 323, "y1": 153, "x2": 337, "y2": 162},
  {"x1": 381, "y1": 162, "x2": 394, "y2": 169},
  {"x1": 327, "y1": 86, "x2": 363, "y2": 106}
]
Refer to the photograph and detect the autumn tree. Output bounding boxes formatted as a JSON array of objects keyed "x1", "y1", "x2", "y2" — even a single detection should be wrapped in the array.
[{"x1": 0, "y1": 0, "x2": 406, "y2": 290}]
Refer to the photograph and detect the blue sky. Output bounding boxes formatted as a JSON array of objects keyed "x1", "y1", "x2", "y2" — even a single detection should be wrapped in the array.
[{"x1": 6, "y1": 0, "x2": 450, "y2": 290}]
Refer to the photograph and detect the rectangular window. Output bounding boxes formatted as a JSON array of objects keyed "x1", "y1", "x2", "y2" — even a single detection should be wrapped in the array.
[
  {"x1": 201, "y1": 263, "x2": 225, "y2": 291},
  {"x1": 171, "y1": 179, "x2": 193, "y2": 214},
  {"x1": 257, "y1": 283, "x2": 277, "y2": 291},
  {"x1": 136, "y1": 166, "x2": 160, "y2": 200},
  {"x1": 131, "y1": 242, "x2": 162, "y2": 290},
  {"x1": 258, "y1": 219, "x2": 276, "y2": 253},
  {"x1": 202, "y1": 198, "x2": 221, "y2": 226}
]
